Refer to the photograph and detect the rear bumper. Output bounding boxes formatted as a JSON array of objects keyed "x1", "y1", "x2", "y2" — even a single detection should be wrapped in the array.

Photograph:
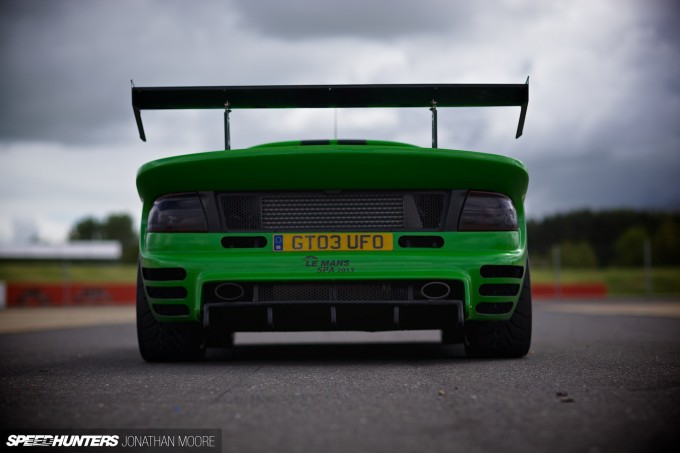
[{"x1": 140, "y1": 231, "x2": 527, "y2": 326}]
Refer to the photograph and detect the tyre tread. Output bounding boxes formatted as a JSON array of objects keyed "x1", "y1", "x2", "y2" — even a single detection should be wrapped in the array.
[
  {"x1": 136, "y1": 265, "x2": 205, "y2": 362},
  {"x1": 464, "y1": 265, "x2": 532, "y2": 358}
]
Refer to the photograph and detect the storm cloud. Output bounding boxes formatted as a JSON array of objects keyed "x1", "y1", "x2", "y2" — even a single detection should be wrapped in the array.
[
  {"x1": 229, "y1": 0, "x2": 476, "y2": 40},
  {"x1": 0, "y1": 0, "x2": 679, "y2": 242}
]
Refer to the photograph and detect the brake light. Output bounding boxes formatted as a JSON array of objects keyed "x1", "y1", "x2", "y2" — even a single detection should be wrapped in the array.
[
  {"x1": 148, "y1": 194, "x2": 208, "y2": 233},
  {"x1": 459, "y1": 191, "x2": 517, "y2": 231}
]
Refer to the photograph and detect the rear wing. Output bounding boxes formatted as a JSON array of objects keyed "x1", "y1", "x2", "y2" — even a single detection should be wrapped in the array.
[{"x1": 132, "y1": 81, "x2": 529, "y2": 148}]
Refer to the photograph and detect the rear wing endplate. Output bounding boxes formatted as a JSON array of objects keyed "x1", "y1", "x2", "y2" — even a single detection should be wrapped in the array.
[{"x1": 132, "y1": 81, "x2": 529, "y2": 148}]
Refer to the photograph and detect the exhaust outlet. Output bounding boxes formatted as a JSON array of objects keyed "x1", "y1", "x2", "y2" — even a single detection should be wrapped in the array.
[
  {"x1": 215, "y1": 282, "x2": 245, "y2": 301},
  {"x1": 421, "y1": 281, "x2": 451, "y2": 300}
]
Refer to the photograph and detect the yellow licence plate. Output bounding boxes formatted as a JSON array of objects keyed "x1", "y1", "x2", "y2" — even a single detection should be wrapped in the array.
[{"x1": 273, "y1": 233, "x2": 393, "y2": 252}]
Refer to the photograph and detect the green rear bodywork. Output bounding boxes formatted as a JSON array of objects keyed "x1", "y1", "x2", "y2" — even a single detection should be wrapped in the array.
[{"x1": 137, "y1": 141, "x2": 528, "y2": 324}]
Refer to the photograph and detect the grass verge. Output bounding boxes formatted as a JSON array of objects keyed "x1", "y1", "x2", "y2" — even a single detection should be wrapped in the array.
[
  {"x1": 531, "y1": 266, "x2": 680, "y2": 296},
  {"x1": 0, "y1": 262, "x2": 136, "y2": 284},
  {"x1": 1, "y1": 262, "x2": 679, "y2": 296}
]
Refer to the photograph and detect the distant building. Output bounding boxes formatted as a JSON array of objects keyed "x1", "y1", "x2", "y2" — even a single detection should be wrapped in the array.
[{"x1": 0, "y1": 241, "x2": 122, "y2": 261}]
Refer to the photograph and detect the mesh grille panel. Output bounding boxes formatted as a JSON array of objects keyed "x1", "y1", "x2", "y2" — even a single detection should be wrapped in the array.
[
  {"x1": 219, "y1": 191, "x2": 447, "y2": 231},
  {"x1": 415, "y1": 193, "x2": 445, "y2": 229},
  {"x1": 221, "y1": 194, "x2": 259, "y2": 230},
  {"x1": 258, "y1": 282, "x2": 410, "y2": 302},
  {"x1": 262, "y1": 194, "x2": 403, "y2": 229}
]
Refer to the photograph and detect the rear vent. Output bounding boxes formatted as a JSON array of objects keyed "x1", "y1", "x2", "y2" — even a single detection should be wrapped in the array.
[
  {"x1": 221, "y1": 236, "x2": 267, "y2": 248},
  {"x1": 480, "y1": 265, "x2": 524, "y2": 279},
  {"x1": 218, "y1": 191, "x2": 448, "y2": 232},
  {"x1": 479, "y1": 284, "x2": 520, "y2": 297},
  {"x1": 142, "y1": 267, "x2": 186, "y2": 281},
  {"x1": 398, "y1": 235, "x2": 444, "y2": 248},
  {"x1": 146, "y1": 286, "x2": 187, "y2": 299}
]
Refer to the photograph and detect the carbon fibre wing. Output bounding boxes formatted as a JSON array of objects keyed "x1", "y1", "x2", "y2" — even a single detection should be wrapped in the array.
[{"x1": 132, "y1": 82, "x2": 529, "y2": 143}]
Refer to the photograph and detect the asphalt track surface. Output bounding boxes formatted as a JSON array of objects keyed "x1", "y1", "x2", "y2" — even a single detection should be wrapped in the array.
[{"x1": 0, "y1": 301, "x2": 679, "y2": 453}]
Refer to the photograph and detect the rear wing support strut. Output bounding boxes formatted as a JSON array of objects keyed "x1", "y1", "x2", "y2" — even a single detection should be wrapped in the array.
[
  {"x1": 430, "y1": 100, "x2": 438, "y2": 149},
  {"x1": 224, "y1": 102, "x2": 231, "y2": 150},
  {"x1": 132, "y1": 81, "x2": 529, "y2": 148}
]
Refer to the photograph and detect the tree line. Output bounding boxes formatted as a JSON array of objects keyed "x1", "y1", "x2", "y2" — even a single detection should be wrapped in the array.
[
  {"x1": 69, "y1": 214, "x2": 138, "y2": 263},
  {"x1": 69, "y1": 209, "x2": 680, "y2": 267},
  {"x1": 527, "y1": 210, "x2": 680, "y2": 267}
]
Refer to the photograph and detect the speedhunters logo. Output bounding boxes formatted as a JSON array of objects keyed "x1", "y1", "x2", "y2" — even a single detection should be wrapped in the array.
[
  {"x1": 6, "y1": 435, "x2": 118, "y2": 447},
  {"x1": 2, "y1": 429, "x2": 221, "y2": 451}
]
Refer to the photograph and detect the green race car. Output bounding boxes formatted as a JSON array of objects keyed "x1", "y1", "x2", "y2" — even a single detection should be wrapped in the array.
[{"x1": 132, "y1": 83, "x2": 531, "y2": 361}]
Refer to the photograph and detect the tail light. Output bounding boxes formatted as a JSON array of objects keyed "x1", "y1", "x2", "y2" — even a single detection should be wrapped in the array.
[
  {"x1": 148, "y1": 194, "x2": 208, "y2": 233},
  {"x1": 459, "y1": 191, "x2": 518, "y2": 231}
]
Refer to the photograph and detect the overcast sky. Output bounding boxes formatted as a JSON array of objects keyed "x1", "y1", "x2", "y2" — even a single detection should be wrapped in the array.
[{"x1": 1, "y1": 0, "x2": 679, "y2": 243}]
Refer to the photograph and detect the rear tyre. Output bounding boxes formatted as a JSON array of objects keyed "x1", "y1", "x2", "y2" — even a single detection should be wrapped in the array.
[
  {"x1": 464, "y1": 265, "x2": 532, "y2": 358},
  {"x1": 136, "y1": 265, "x2": 205, "y2": 362},
  {"x1": 441, "y1": 328, "x2": 464, "y2": 344},
  {"x1": 205, "y1": 329, "x2": 235, "y2": 349}
]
